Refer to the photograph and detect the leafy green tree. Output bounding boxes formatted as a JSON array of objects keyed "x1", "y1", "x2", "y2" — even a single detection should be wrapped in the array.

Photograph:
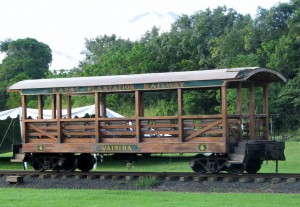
[
  {"x1": 0, "y1": 38, "x2": 52, "y2": 109},
  {"x1": 76, "y1": 0, "x2": 300, "y2": 132}
]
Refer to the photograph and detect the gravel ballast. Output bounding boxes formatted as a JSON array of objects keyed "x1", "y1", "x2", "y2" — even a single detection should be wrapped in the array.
[{"x1": 0, "y1": 176, "x2": 299, "y2": 193}]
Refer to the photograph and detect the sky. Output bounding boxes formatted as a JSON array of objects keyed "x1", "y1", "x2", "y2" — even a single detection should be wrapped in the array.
[{"x1": 0, "y1": 0, "x2": 290, "y2": 70}]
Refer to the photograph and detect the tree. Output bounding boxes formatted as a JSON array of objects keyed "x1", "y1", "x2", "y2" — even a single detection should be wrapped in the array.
[{"x1": 0, "y1": 38, "x2": 52, "y2": 109}]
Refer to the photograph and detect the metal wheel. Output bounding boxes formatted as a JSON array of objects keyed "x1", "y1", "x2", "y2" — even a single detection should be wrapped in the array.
[
  {"x1": 189, "y1": 154, "x2": 207, "y2": 173},
  {"x1": 61, "y1": 154, "x2": 77, "y2": 172},
  {"x1": 76, "y1": 153, "x2": 96, "y2": 172},
  {"x1": 245, "y1": 159, "x2": 263, "y2": 174},
  {"x1": 32, "y1": 157, "x2": 45, "y2": 172},
  {"x1": 228, "y1": 163, "x2": 244, "y2": 174}
]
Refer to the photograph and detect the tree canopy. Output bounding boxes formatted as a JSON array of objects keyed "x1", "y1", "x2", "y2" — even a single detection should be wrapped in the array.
[
  {"x1": 1, "y1": 0, "x2": 299, "y2": 133},
  {"x1": 0, "y1": 38, "x2": 52, "y2": 109}
]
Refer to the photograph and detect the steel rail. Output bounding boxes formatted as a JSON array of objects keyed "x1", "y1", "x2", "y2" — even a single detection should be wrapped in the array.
[{"x1": 1, "y1": 170, "x2": 299, "y2": 180}]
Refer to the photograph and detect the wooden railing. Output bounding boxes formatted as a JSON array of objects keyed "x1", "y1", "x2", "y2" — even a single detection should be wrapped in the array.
[
  {"x1": 227, "y1": 114, "x2": 268, "y2": 141},
  {"x1": 24, "y1": 115, "x2": 226, "y2": 143}
]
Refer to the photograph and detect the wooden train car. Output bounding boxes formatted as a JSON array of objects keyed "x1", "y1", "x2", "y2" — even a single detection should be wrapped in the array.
[{"x1": 8, "y1": 67, "x2": 286, "y2": 173}]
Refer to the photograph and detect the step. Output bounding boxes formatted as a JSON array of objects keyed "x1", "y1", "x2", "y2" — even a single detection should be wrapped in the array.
[
  {"x1": 11, "y1": 153, "x2": 25, "y2": 162},
  {"x1": 234, "y1": 146, "x2": 246, "y2": 154},
  {"x1": 229, "y1": 154, "x2": 244, "y2": 162}
]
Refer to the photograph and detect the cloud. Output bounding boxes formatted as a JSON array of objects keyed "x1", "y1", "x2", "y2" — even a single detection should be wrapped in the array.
[
  {"x1": 54, "y1": 50, "x2": 74, "y2": 61},
  {"x1": 126, "y1": 12, "x2": 179, "y2": 40}
]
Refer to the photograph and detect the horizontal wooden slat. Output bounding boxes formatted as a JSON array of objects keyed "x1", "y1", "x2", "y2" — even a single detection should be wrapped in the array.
[
  {"x1": 101, "y1": 131, "x2": 136, "y2": 136},
  {"x1": 101, "y1": 125, "x2": 135, "y2": 129},
  {"x1": 63, "y1": 138, "x2": 96, "y2": 143},
  {"x1": 28, "y1": 139, "x2": 55, "y2": 143},
  {"x1": 24, "y1": 119, "x2": 57, "y2": 123},
  {"x1": 139, "y1": 116, "x2": 178, "y2": 120},
  {"x1": 98, "y1": 117, "x2": 135, "y2": 121},
  {"x1": 64, "y1": 125, "x2": 95, "y2": 130},
  {"x1": 63, "y1": 132, "x2": 95, "y2": 136},
  {"x1": 184, "y1": 129, "x2": 223, "y2": 134},
  {"x1": 60, "y1": 118, "x2": 95, "y2": 122},
  {"x1": 183, "y1": 122, "x2": 219, "y2": 128},
  {"x1": 141, "y1": 138, "x2": 179, "y2": 142},
  {"x1": 141, "y1": 130, "x2": 179, "y2": 135},
  {"x1": 100, "y1": 138, "x2": 136, "y2": 143},
  {"x1": 181, "y1": 115, "x2": 222, "y2": 119},
  {"x1": 141, "y1": 123, "x2": 178, "y2": 128},
  {"x1": 28, "y1": 132, "x2": 58, "y2": 137},
  {"x1": 184, "y1": 137, "x2": 224, "y2": 142}
]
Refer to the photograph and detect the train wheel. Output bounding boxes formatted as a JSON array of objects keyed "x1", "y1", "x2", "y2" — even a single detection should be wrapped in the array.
[
  {"x1": 32, "y1": 156, "x2": 45, "y2": 172},
  {"x1": 61, "y1": 154, "x2": 77, "y2": 172},
  {"x1": 228, "y1": 163, "x2": 244, "y2": 174},
  {"x1": 77, "y1": 153, "x2": 96, "y2": 172},
  {"x1": 245, "y1": 159, "x2": 263, "y2": 174},
  {"x1": 189, "y1": 154, "x2": 207, "y2": 173}
]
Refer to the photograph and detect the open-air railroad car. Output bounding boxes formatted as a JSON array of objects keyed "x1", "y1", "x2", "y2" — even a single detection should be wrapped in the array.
[{"x1": 8, "y1": 67, "x2": 286, "y2": 173}]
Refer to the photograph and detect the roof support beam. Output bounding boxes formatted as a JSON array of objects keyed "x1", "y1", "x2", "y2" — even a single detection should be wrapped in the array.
[
  {"x1": 38, "y1": 95, "x2": 43, "y2": 119},
  {"x1": 21, "y1": 95, "x2": 27, "y2": 144},
  {"x1": 249, "y1": 82, "x2": 255, "y2": 140}
]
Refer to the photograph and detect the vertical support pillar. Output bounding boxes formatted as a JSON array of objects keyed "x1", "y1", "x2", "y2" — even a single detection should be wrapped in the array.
[
  {"x1": 101, "y1": 93, "x2": 106, "y2": 117},
  {"x1": 51, "y1": 94, "x2": 57, "y2": 119},
  {"x1": 177, "y1": 88, "x2": 183, "y2": 142},
  {"x1": 237, "y1": 83, "x2": 242, "y2": 115},
  {"x1": 66, "y1": 95, "x2": 71, "y2": 118},
  {"x1": 236, "y1": 82, "x2": 243, "y2": 139},
  {"x1": 140, "y1": 92, "x2": 144, "y2": 117},
  {"x1": 221, "y1": 86, "x2": 228, "y2": 142},
  {"x1": 263, "y1": 84, "x2": 269, "y2": 140},
  {"x1": 95, "y1": 92, "x2": 100, "y2": 142},
  {"x1": 57, "y1": 94, "x2": 62, "y2": 143},
  {"x1": 21, "y1": 95, "x2": 27, "y2": 143},
  {"x1": 135, "y1": 91, "x2": 141, "y2": 143},
  {"x1": 249, "y1": 82, "x2": 255, "y2": 140},
  {"x1": 38, "y1": 95, "x2": 43, "y2": 119}
]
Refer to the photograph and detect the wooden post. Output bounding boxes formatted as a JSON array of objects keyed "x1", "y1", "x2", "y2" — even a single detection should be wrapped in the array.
[
  {"x1": 177, "y1": 88, "x2": 183, "y2": 142},
  {"x1": 66, "y1": 95, "x2": 71, "y2": 118},
  {"x1": 140, "y1": 92, "x2": 144, "y2": 117},
  {"x1": 38, "y1": 95, "x2": 43, "y2": 119},
  {"x1": 221, "y1": 86, "x2": 228, "y2": 142},
  {"x1": 237, "y1": 83, "x2": 242, "y2": 115},
  {"x1": 57, "y1": 94, "x2": 62, "y2": 143},
  {"x1": 237, "y1": 82, "x2": 243, "y2": 139},
  {"x1": 263, "y1": 84, "x2": 269, "y2": 140},
  {"x1": 51, "y1": 94, "x2": 56, "y2": 119},
  {"x1": 21, "y1": 95, "x2": 27, "y2": 143},
  {"x1": 101, "y1": 93, "x2": 106, "y2": 117},
  {"x1": 95, "y1": 92, "x2": 100, "y2": 142},
  {"x1": 135, "y1": 91, "x2": 141, "y2": 143},
  {"x1": 249, "y1": 82, "x2": 255, "y2": 140}
]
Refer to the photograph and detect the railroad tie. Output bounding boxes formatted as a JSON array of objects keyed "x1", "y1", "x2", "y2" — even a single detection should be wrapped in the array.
[{"x1": 6, "y1": 176, "x2": 23, "y2": 184}]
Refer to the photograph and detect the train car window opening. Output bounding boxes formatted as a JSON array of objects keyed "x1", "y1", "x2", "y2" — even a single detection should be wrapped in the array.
[{"x1": 143, "y1": 90, "x2": 178, "y2": 117}]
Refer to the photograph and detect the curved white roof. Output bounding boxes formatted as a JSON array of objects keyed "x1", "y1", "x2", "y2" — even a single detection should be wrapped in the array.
[{"x1": 8, "y1": 67, "x2": 286, "y2": 91}]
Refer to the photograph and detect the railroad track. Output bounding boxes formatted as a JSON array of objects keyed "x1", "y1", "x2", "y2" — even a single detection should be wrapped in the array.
[{"x1": 1, "y1": 170, "x2": 299, "y2": 184}]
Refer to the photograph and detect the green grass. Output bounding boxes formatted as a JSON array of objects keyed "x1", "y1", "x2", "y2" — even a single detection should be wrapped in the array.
[
  {"x1": 260, "y1": 142, "x2": 300, "y2": 173},
  {"x1": 0, "y1": 188, "x2": 299, "y2": 207},
  {"x1": 135, "y1": 176, "x2": 159, "y2": 188},
  {"x1": 0, "y1": 142, "x2": 299, "y2": 173}
]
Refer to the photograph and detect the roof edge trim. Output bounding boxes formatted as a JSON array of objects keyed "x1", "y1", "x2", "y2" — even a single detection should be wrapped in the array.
[{"x1": 239, "y1": 68, "x2": 287, "y2": 82}]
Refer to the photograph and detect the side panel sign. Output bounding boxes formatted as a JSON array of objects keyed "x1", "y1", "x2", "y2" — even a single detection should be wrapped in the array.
[{"x1": 96, "y1": 145, "x2": 139, "y2": 152}]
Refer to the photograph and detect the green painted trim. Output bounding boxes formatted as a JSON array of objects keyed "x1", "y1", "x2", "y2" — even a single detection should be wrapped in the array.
[
  {"x1": 96, "y1": 145, "x2": 139, "y2": 152},
  {"x1": 21, "y1": 80, "x2": 224, "y2": 95}
]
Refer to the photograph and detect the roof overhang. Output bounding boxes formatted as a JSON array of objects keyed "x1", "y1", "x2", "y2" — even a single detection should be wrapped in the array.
[{"x1": 236, "y1": 68, "x2": 287, "y2": 82}]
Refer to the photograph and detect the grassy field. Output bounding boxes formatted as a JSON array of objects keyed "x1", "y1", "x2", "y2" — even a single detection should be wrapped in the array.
[
  {"x1": 0, "y1": 142, "x2": 299, "y2": 207},
  {"x1": 0, "y1": 188, "x2": 299, "y2": 207},
  {"x1": 0, "y1": 142, "x2": 298, "y2": 173}
]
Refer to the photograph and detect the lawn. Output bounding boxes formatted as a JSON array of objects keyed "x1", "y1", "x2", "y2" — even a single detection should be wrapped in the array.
[
  {"x1": 0, "y1": 142, "x2": 299, "y2": 173},
  {"x1": 0, "y1": 188, "x2": 299, "y2": 207}
]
